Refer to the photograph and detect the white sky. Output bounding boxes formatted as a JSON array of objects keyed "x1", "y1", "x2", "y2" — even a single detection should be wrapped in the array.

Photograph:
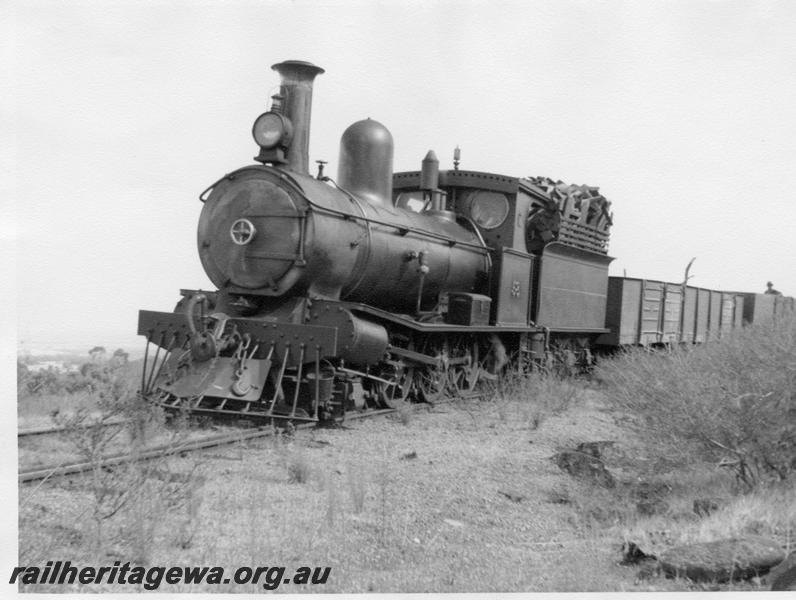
[
  {"x1": 6, "y1": 0, "x2": 796, "y2": 354},
  {"x1": 1, "y1": 0, "x2": 795, "y2": 582}
]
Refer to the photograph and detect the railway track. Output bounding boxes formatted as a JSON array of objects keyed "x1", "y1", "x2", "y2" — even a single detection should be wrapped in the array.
[
  {"x1": 18, "y1": 407, "x2": 400, "y2": 483},
  {"x1": 18, "y1": 418, "x2": 131, "y2": 439}
]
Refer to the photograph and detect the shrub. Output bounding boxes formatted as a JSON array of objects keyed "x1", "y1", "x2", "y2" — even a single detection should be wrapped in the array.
[
  {"x1": 597, "y1": 316, "x2": 796, "y2": 487},
  {"x1": 47, "y1": 367, "x2": 154, "y2": 557},
  {"x1": 347, "y1": 463, "x2": 367, "y2": 513},
  {"x1": 396, "y1": 401, "x2": 413, "y2": 426},
  {"x1": 493, "y1": 368, "x2": 579, "y2": 429},
  {"x1": 286, "y1": 449, "x2": 311, "y2": 484}
]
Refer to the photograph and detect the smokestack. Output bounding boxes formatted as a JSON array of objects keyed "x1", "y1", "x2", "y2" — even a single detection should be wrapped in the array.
[{"x1": 271, "y1": 60, "x2": 325, "y2": 174}]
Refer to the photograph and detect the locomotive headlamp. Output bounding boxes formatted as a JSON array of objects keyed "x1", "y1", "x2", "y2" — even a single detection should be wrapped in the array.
[{"x1": 252, "y1": 111, "x2": 293, "y2": 150}]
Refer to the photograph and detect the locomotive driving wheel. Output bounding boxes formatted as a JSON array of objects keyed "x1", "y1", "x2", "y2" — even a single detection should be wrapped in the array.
[
  {"x1": 411, "y1": 338, "x2": 450, "y2": 404},
  {"x1": 414, "y1": 363, "x2": 447, "y2": 404},
  {"x1": 373, "y1": 362, "x2": 414, "y2": 409},
  {"x1": 445, "y1": 337, "x2": 481, "y2": 397}
]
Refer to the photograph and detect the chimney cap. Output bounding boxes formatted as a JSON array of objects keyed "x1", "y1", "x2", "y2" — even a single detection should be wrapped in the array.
[{"x1": 271, "y1": 60, "x2": 325, "y2": 77}]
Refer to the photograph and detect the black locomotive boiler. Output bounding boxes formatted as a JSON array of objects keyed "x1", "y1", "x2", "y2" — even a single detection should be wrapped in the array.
[{"x1": 137, "y1": 60, "x2": 789, "y2": 423}]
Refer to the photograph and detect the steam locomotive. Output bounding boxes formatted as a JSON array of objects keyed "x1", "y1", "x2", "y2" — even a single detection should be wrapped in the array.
[{"x1": 137, "y1": 60, "x2": 793, "y2": 422}]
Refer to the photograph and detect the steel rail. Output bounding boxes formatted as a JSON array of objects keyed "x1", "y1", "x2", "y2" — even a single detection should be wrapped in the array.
[
  {"x1": 18, "y1": 408, "x2": 397, "y2": 484},
  {"x1": 18, "y1": 418, "x2": 131, "y2": 439}
]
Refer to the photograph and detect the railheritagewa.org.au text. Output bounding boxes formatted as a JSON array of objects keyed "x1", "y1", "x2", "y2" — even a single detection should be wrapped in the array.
[{"x1": 10, "y1": 561, "x2": 331, "y2": 590}]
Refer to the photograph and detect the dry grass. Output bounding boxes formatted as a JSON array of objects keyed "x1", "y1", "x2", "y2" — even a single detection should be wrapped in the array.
[
  {"x1": 693, "y1": 483, "x2": 796, "y2": 548},
  {"x1": 620, "y1": 478, "x2": 796, "y2": 563},
  {"x1": 346, "y1": 462, "x2": 367, "y2": 514},
  {"x1": 487, "y1": 368, "x2": 579, "y2": 430},
  {"x1": 596, "y1": 315, "x2": 796, "y2": 487}
]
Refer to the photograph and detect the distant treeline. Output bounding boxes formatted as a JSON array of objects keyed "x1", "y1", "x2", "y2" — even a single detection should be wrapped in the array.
[{"x1": 18, "y1": 347, "x2": 139, "y2": 396}]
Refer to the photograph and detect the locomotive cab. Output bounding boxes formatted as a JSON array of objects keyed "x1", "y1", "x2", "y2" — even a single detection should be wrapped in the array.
[{"x1": 392, "y1": 165, "x2": 615, "y2": 335}]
